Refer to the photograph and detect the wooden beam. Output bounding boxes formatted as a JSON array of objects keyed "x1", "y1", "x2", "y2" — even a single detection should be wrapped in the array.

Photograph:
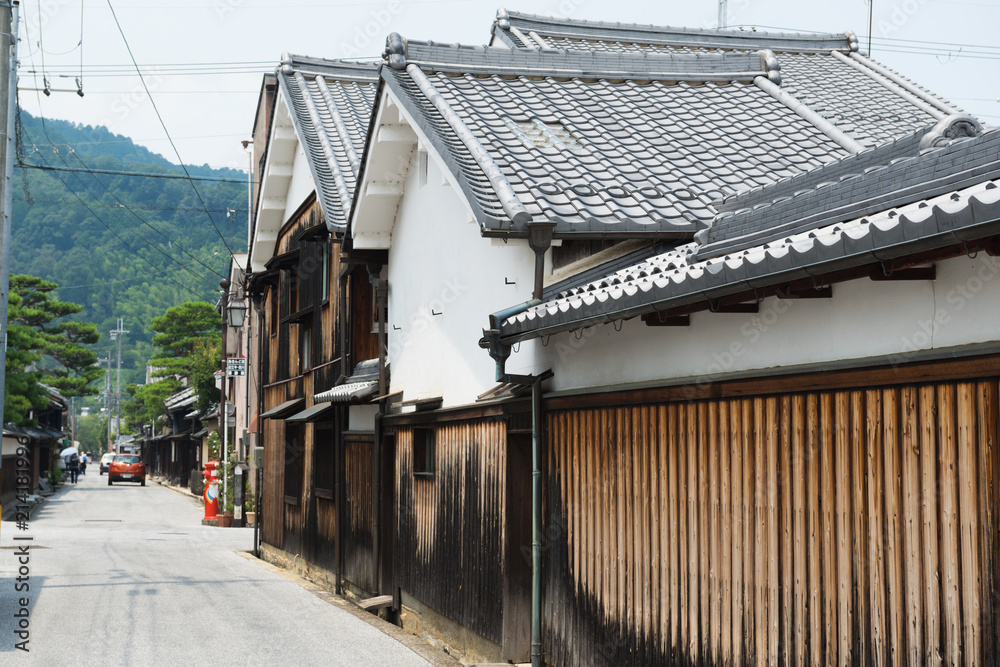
[
  {"x1": 358, "y1": 595, "x2": 393, "y2": 612},
  {"x1": 869, "y1": 265, "x2": 936, "y2": 281},
  {"x1": 642, "y1": 313, "x2": 690, "y2": 327},
  {"x1": 776, "y1": 285, "x2": 832, "y2": 299},
  {"x1": 709, "y1": 302, "x2": 759, "y2": 314}
]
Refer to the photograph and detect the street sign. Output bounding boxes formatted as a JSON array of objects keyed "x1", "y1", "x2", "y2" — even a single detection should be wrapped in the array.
[{"x1": 226, "y1": 356, "x2": 247, "y2": 377}]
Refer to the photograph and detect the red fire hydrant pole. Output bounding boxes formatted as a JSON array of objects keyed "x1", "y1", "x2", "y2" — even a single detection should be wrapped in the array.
[{"x1": 203, "y1": 461, "x2": 219, "y2": 520}]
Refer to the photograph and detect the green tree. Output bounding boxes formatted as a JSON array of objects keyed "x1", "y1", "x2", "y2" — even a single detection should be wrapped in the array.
[
  {"x1": 121, "y1": 379, "x2": 179, "y2": 433},
  {"x1": 149, "y1": 301, "x2": 221, "y2": 379},
  {"x1": 5, "y1": 275, "x2": 103, "y2": 423}
]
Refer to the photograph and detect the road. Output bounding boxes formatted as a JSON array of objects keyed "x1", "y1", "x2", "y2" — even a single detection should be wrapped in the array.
[{"x1": 0, "y1": 468, "x2": 432, "y2": 666}]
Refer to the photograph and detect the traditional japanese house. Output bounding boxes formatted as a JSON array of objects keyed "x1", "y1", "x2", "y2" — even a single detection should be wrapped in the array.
[
  {"x1": 246, "y1": 54, "x2": 382, "y2": 596},
  {"x1": 340, "y1": 19, "x2": 995, "y2": 664}
]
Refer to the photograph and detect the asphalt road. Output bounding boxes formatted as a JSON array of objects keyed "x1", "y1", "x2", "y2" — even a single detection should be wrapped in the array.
[{"x1": 0, "y1": 469, "x2": 430, "y2": 666}]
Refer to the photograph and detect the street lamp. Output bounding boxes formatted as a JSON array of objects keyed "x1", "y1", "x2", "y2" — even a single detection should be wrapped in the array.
[{"x1": 225, "y1": 294, "x2": 247, "y2": 328}]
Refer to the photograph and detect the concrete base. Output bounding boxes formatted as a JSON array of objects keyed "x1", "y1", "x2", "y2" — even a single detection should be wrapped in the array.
[
  {"x1": 398, "y1": 590, "x2": 502, "y2": 665},
  {"x1": 201, "y1": 518, "x2": 219, "y2": 527}
]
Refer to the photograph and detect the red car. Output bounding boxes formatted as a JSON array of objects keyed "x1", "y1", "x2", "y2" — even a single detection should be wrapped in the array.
[{"x1": 108, "y1": 454, "x2": 146, "y2": 486}]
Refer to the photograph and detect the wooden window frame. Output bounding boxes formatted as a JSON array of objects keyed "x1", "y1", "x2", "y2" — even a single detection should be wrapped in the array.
[{"x1": 412, "y1": 426, "x2": 434, "y2": 477}]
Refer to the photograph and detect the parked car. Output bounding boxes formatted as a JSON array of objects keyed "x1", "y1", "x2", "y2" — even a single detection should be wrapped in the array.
[
  {"x1": 99, "y1": 453, "x2": 116, "y2": 475},
  {"x1": 108, "y1": 455, "x2": 146, "y2": 486}
]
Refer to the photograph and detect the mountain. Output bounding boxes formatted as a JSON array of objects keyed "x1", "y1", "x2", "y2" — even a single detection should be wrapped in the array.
[{"x1": 11, "y1": 110, "x2": 247, "y2": 396}]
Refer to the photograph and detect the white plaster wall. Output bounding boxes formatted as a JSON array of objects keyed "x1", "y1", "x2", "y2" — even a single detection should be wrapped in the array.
[
  {"x1": 387, "y1": 152, "x2": 538, "y2": 407},
  {"x1": 506, "y1": 253, "x2": 1000, "y2": 393},
  {"x1": 348, "y1": 404, "x2": 379, "y2": 432},
  {"x1": 282, "y1": 141, "x2": 316, "y2": 225}
]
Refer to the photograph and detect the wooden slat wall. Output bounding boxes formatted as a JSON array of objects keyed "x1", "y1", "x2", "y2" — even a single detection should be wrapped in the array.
[
  {"x1": 393, "y1": 420, "x2": 507, "y2": 645},
  {"x1": 545, "y1": 379, "x2": 1000, "y2": 667},
  {"x1": 343, "y1": 435, "x2": 374, "y2": 591},
  {"x1": 261, "y1": 384, "x2": 285, "y2": 550}
]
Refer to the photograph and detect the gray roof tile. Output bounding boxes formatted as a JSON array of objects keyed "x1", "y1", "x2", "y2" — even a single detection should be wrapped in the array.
[
  {"x1": 698, "y1": 126, "x2": 997, "y2": 259},
  {"x1": 497, "y1": 172, "x2": 1000, "y2": 342},
  {"x1": 277, "y1": 54, "x2": 378, "y2": 229},
  {"x1": 495, "y1": 10, "x2": 962, "y2": 149},
  {"x1": 380, "y1": 38, "x2": 849, "y2": 237}
]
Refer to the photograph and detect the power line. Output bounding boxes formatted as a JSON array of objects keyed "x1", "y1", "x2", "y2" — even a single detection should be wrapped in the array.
[
  {"x1": 15, "y1": 196, "x2": 245, "y2": 213},
  {"x1": 18, "y1": 107, "x2": 217, "y2": 300},
  {"x1": 18, "y1": 162, "x2": 245, "y2": 182},
  {"x1": 105, "y1": 0, "x2": 236, "y2": 261}
]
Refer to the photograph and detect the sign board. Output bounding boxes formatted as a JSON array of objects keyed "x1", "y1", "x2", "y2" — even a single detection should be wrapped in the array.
[{"x1": 226, "y1": 356, "x2": 247, "y2": 377}]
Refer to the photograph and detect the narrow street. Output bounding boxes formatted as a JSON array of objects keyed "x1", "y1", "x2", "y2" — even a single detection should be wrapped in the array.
[{"x1": 0, "y1": 471, "x2": 438, "y2": 666}]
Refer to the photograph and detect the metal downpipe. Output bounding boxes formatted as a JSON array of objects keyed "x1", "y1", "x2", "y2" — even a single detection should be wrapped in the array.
[{"x1": 531, "y1": 379, "x2": 544, "y2": 667}]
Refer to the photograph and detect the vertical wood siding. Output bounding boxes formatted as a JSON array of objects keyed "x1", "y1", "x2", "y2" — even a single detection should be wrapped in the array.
[
  {"x1": 545, "y1": 380, "x2": 1000, "y2": 667},
  {"x1": 394, "y1": 421, "x2": 507, "y2": 645},
  {"x1": 343, "y1": 435, "x2": 374, "y2": 591}
]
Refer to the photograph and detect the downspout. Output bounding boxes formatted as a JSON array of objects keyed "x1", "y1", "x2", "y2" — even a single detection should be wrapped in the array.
[
  {"x1": 480, "y1": 217, "x2": 555, "y2": 666},
  {"x1": 335, "y1": 403, "x2": 344, "y2": 595},
  {"x1": 254, "y1": 289, "x2": 265, "y2": 559},
  {"x1": 371, "y1": 271, "x2": 388, "y2": 595},
  {"x1": 530, "y1": 379, "x2": 544, "y2": 667}
]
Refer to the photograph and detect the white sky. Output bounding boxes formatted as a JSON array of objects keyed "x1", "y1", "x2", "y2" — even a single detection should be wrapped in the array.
[{"x1": 16, "y1": 0, "x2": 1000, "y2": 172}]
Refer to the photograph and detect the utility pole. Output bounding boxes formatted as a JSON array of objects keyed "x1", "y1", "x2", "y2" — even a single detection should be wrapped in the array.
[
  {"x1": 718, "y1": 0, "x2": 727, "y2": 29},
  {"x1": 110, "y1": 318, "x2": 128, "y2": 445},
  {"x1": 104, "y1": 352, "x2": 112, "y2": 451},
  {"x1": 0, "y1": 2, "x2": 20, "y2": 528}
]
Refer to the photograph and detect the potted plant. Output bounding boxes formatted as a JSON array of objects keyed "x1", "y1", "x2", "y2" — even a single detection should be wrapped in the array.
[{"x1": 244, "y1": 485, "x2": 256, "y2": 526}]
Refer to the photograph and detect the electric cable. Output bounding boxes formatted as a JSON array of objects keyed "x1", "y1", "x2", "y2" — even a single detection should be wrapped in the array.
[{"x1": 105, "y1": 0, "x2": 236, "y2": 260}]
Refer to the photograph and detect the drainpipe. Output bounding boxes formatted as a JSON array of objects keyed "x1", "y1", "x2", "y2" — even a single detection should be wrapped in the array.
[
  {"x1": 335, "y1": 403, "x2": 344, "y2": 595},
  {"x1": 530, "y1": 378, "x2": 544, "y2": 667},
  {"x1": 371, "y1": 270, "x2": 387, "y2": 596},
  {"x1": 527, "y1": 221, "x2": 556, "y2": 301},
  {"x1": 481, "y1": 314, "x2": 552, "y2": 667}
]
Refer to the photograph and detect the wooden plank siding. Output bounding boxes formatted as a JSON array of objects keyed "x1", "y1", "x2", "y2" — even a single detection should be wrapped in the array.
[
  {"x1": 544, "y1": 379, "x2": 1000, "y2": 667},
  {"x1": 391, "y1": 420, "x2": 507, "y2": 646},
  {"x1": 258, "y1": 196, "x2": 354, "y2": 583},
  {"x1": 343, "y1": 433, "x2": 375, "y2": 591}
]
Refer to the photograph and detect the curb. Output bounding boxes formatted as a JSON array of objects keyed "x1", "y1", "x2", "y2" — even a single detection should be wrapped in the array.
[{"x1": 235, "y1": 550, "x2": 462, "y2": 667}]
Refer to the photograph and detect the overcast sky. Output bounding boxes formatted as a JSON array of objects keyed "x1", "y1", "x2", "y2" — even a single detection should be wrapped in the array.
[{"x1": 15, "y1": 0, "x2": 1000, "y2": 173}]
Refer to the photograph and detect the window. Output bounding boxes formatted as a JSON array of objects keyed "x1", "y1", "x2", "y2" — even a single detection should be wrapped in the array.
[
  {"x1": 413, "y1": 427, "x2": 434, "y2": 476},
  {"x1": 314, "y1": 423, "x2": 335, "y2": 497},
  {"x1": 284, "y1": 424, "x2": 304, "y2": 502},
  {"x1": 289, "y1": 267, "x2": 299, "y2": 313},
  {"x1": 269, "y1": 287, "x2": 278, "y2": 335},
  {"x1": 321, "y1": 248, "x2": 330, "y2": 303},
  {"x1": 300, "y1": 321, "x2": 312, "y2": 371},
  {"x1": 417, "y1": 149, "x2": 428, "y2": 187}
]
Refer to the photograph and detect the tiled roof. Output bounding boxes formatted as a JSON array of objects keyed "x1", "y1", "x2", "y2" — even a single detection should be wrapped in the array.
[
  {"x1": 379, "y1": 37, "x2": 851, "y2": 238},
  {"x1": 497, "y1": 140, "x2": 1000, "y2": 342},
  {"x1": 277, "y1": 55, "x2": 378, "y2": 229},
  {"x1": 698, "y1": 122, "x2": 993, "y2": 259},
  {"x1": 492, "y1": 9, "x2": 963, "y2": 149}
]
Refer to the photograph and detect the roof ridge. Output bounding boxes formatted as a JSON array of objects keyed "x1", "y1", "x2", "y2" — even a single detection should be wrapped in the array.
[
  {"x1": 714, "y1": 115, "x2": 985, "y2": 215},
  {"x1": 494, "y1": 8, "x2": 857, "y2": 54},
  {"x1": 289, "y1": 71, "x2": 354, "y2": 225},
  {"x1": 844, "y1": 52, "x2": 961, "y2": 117},
  {"x1": 279, "y1": 52, "x2": 379, "y2": 81},
  {"x1": 696, "y1": 124, "x2": 996, "y2": 260},
  {"x1": 387, "y1": 33, "x2": 782, "y2": 83},
  {"x1": 753, "y1": 75, "x2": 864, "y2": 154},
  {"x1": 385, "y1": 33, "x2": 531, "y2": 227}
]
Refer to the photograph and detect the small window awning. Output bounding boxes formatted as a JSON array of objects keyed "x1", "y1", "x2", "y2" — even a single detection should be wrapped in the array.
[
  {"x1": 260, "y1": 398, "x2": 306, "y2": 420},
  {"x1": 286, "y1": 402, "x2": 338, "y2": 423},
  {"x1": 265, "y1": 248, "x2": 300, "y2": 271},
  {"x1": 313, "y1": 380, "x2": 379, "y2": 404}
]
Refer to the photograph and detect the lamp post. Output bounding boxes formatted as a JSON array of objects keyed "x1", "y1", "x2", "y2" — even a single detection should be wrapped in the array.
[{"x1": 221, "y1": 277, "x2": 247, "y2": 524}]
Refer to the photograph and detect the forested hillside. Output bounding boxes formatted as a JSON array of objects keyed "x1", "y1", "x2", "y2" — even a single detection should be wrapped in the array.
[{"x1": 10, "y1": 110, "x2": 247, "y2": 396}]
